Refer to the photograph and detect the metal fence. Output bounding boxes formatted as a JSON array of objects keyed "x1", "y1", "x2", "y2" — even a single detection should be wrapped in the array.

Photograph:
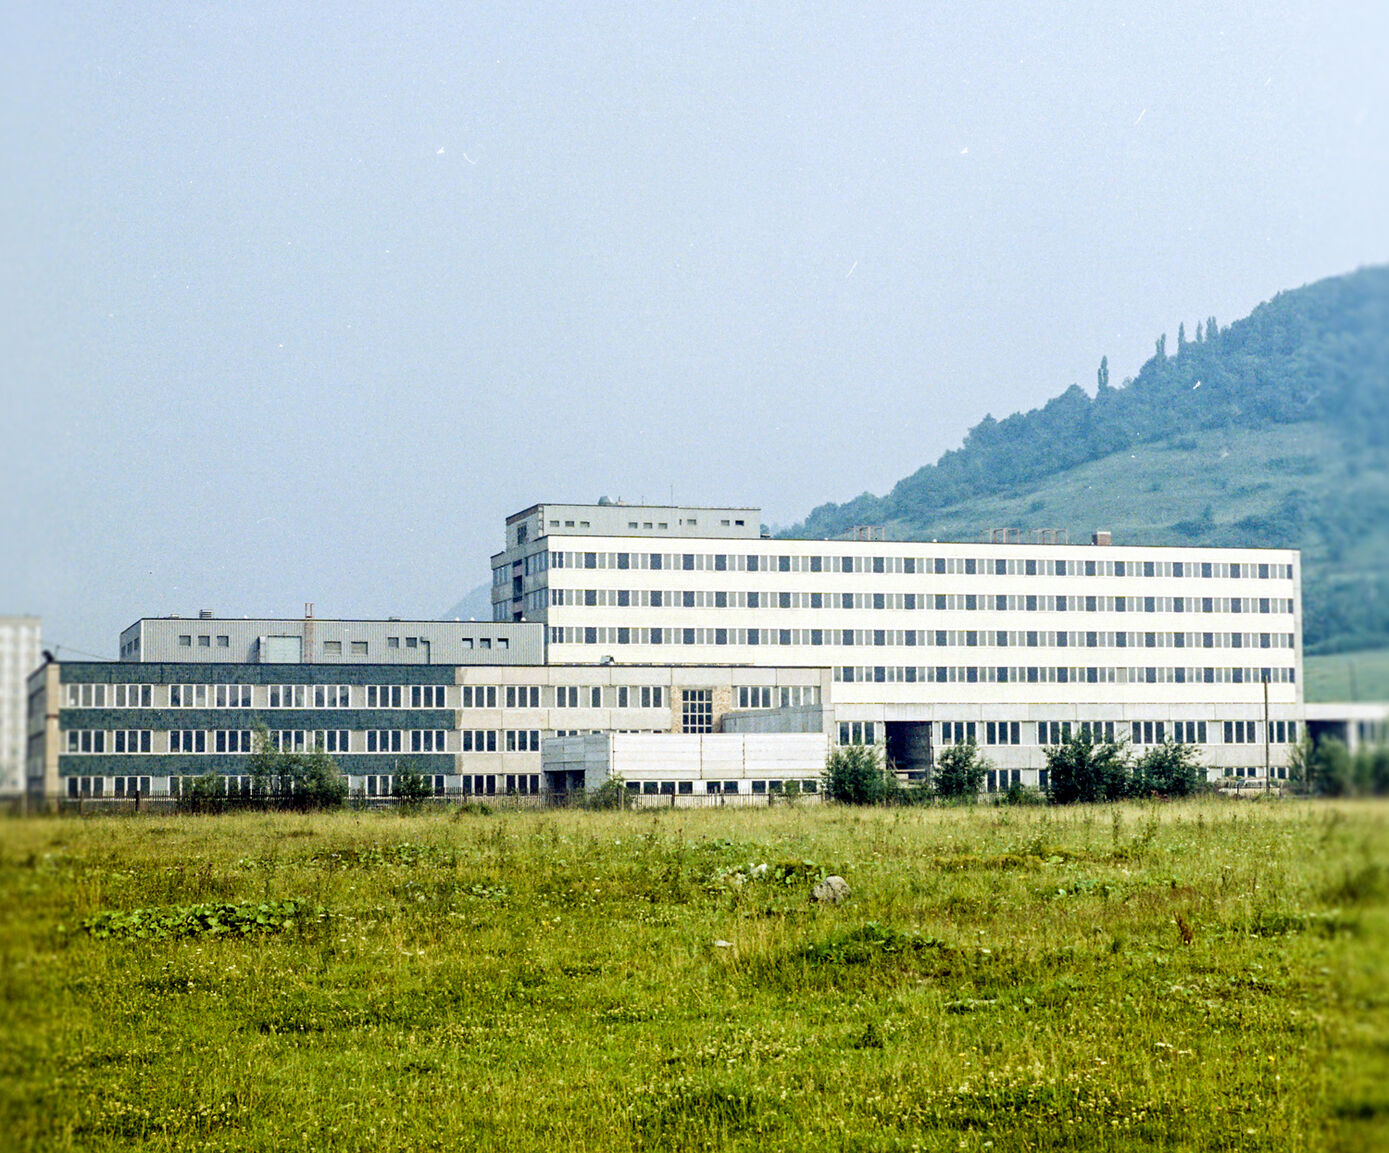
[{"x1": 49, "y1": 787, "x2": 824, "y2": 816}]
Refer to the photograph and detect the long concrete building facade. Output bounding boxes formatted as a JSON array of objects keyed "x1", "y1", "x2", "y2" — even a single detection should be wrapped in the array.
[
  {"x1": 491, "y1": 503, "x2": 1303, "y2": 782},
  {"x1": 28, "y1": 502, "x2": 1307, "y2": 805}
]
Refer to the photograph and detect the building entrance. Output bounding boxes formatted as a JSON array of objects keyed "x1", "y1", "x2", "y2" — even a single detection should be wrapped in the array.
[{"x1": 885, "y1": 722, "x2": 934, "y2": 782}]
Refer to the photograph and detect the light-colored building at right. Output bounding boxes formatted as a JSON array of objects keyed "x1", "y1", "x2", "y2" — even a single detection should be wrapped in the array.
[
  {"x1": 1, "y1": 616, "x2": 42, "y2": 797},
  {"x1": 492, "y1": 502, "x2": 1305, "y2": 783}
]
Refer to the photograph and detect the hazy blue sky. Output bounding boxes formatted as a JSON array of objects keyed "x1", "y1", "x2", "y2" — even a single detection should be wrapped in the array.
[{"x1": 3, "y1": 2, "x2": 1386, "y2": 657}]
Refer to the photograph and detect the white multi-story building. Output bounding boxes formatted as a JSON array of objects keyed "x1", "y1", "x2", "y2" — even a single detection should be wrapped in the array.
[
  {"x1": 2, "y1": 616, "x2": 42, "y2": 797},
  {"x1": 493, "y1": 503, "x2": 1304, "y2": 783}
]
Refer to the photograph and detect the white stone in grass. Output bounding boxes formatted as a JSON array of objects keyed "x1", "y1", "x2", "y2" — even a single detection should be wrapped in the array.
[
  {"x1": 811, "y1": 876, "x2": 851, "y2": 904},
  {"x1": 714, "y1": 940, "x2": 733, "y2": 948}
]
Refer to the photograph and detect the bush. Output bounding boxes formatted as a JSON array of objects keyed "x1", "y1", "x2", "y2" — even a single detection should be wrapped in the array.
[
  {"x1": 999, "y1": 783, "x2": 1047, "y2": 806},
  {"x1": 1134, "y1": 740, "x2": 1205, "y2": 798},
  {"x1": 933, "y1": 740, "x2": 989, "y2": 801},
  {"x1": 1308, "y1": 737, "x2": 1355, "y2": 797},
  {"x1": 825, "y1": 744, "x2": 890, "y2": 805},
  {"x1": 249, "y1": 725, "x2": 348, "y2": 811},
  {"x1": 181, "y1": 770, "x2": 229, "y2": 814},
  {"x1": 584, "y1": 775, "x2": 630, "y2": 810},
  {"x1": 1045, "y1": 731, "x2": 1133, "y2": 804},
  {"x1": 392, "y1": 763, "x2": 434, "y2": 808}
]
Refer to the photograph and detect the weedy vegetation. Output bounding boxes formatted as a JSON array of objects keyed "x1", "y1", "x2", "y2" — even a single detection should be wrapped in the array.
[{"x1": 0, "y1": 800, "x2": 1385, "y2": 1151}]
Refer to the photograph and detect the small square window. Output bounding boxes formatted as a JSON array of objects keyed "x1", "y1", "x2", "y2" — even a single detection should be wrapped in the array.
[
  {"x1": 351, "y1": 641, "x2": 368, "y2": 655},
  {"x1": 216, "y1": 635, "x2": 230, "y2": 647},
  {"x1": 178, "y1": 635, "x2": 192, "y2": 647},
  {"x1": 197, "y1": 635, "x2": 211, "y2": 647},
  {"x1": 388, "y1": 637, "x2": 400, "y2": 648},
  {"x1": 406, "y1": 637, "x2": 418, "y2": 648}
]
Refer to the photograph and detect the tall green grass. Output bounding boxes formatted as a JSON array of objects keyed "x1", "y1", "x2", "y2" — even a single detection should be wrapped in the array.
[{"x1": 1, "y1": 801, "x2": 1385, "y2": 1151}]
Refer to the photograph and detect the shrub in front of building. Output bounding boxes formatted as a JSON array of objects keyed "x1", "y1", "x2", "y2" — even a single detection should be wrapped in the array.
[
  {"x1": 1044, "y1": 731, "x2": 1133, "y2": 804},
  {"x1": 932, "y1": 740, "x2": 990, "y2": 802},
  {"x1": 824, "y1": 743, "x2": 892, "y2": 805}
]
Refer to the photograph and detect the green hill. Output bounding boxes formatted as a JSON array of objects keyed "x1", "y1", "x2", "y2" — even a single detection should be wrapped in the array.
[
  {"x1": 786, "y1": 266, "x2": 1389, "y2": 655},
  {"x1": 1305, "y1": 648, "x2": 1389, "y2": 703}
]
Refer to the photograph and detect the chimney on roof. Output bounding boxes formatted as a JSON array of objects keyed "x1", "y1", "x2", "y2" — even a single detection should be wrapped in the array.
[
  {"x1": 198, "y1": 609, "x2": 214, "y2": 619},
  {"x1": 1092, "y1": 531, "x2": 1112, "y2": 546}
]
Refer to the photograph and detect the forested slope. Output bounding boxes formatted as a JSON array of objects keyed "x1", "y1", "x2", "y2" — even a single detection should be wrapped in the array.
[{"x1": 786, "y1": 266, "x2": 1389, "y2": 653}]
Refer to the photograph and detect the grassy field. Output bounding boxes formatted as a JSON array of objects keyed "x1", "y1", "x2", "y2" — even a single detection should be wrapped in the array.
[
  {"x1": 1306, "y1": 648, "x2": 1389, "y2": 704},
  {"x1": 1, "y1": 801, "x2": 1386, "y2": 1152}
]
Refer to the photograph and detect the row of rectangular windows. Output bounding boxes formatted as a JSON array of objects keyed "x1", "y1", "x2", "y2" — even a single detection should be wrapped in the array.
[
  {"x1": 626, "y1": 778, "x2": 819, "y2": 795},
  {"x1": 734, "y1": 686, "x2": 822, "y2": 709},
  {"x1": 61, "y1": 729, "x2": 625, "y2": 755},
  {"x1": 545, "y1": 551, "x2": 1294, "y2": 580},
  {"x1": 833, "y1": 665, "x2": 1296, "y2": 685},
  {"x1": 839, "y1": 719, "x2": 1298, "y2": 748},
  {"x1": 549, "y1": 589, "x2": 1294, "y2": 615},
  {"x1": 63, "y1": 683, "x2": 669, "y2": 710},
  {"x1": 172, "y1": 635, "x2": 511, "y2": 653},
  {"x1": 910, "y1": 630, "x2": 1293, "y2": 650},
  {"x1": 562, "y1": 627, "x2": 1297, "y2": 650},
  {"x1": 477, "y1": 685, "x2": 667, "y2": 709},
  {"x1": 548, "y1": 626, "x2": 1300, "y2": 653},
  {"x1": 64, "y1": 773, "x2": 538, "y2": 799}
]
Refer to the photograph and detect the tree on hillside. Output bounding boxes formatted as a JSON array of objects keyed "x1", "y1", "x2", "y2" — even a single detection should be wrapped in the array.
[
  {"x1": 1097, "y1": 355, "x2": 1109, "y2": 391},
  {"x1": 1045, "y1": 730, "x2": 1132, "y2": 804},
  {"x1": 933, "y1": 740, "x2": 989, "y2": 801}
]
